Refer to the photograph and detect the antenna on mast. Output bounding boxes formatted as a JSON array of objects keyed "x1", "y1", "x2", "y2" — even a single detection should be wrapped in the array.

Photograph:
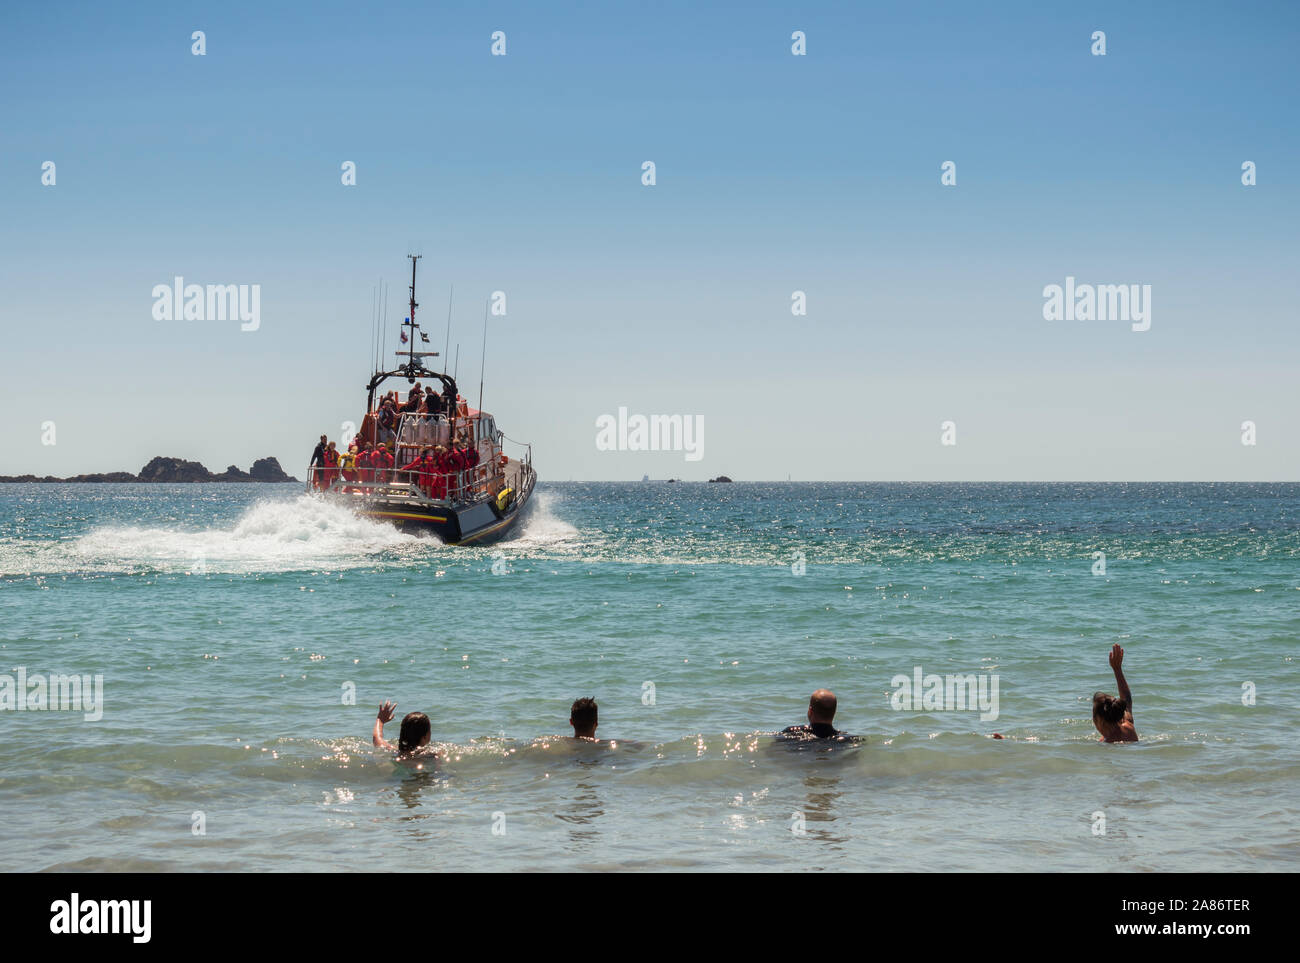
[
  {"x1": 369, "y1": 284, "x2": 377, "y2": 374},
  {"x1": 478, "y1": 295, "x2": 490, "y2": 413},
  {"x1": 381, "y1": 283, "x2": 389, "y2": 364},
  {"x1": 443, "y1": 284, "x2": 454, "y2": 376},
  {"x1": 405, "y1": 253, "x2": 422, "y2": 375}
]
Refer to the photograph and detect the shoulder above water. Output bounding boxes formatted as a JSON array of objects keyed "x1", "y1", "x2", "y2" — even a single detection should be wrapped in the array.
[{"x1": 776, "y1": 724, "x2": 859, "y2": 743}]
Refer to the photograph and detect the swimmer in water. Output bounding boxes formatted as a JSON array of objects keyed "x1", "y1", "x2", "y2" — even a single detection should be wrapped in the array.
[
  {"x1": 1092, "y1": 644, "x2": 1138, "y2": 743},
  {"x1": 372, "y1": 700, "x2": 436, "y2": 761},
  {"x1": 570, "y1": 697, "x2": 599, "y2": 740},
  {"x1": 778, "y1": 689, "x2": 852, "y2": 741}
]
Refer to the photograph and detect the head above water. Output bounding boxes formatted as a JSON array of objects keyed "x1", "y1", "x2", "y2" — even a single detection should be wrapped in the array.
[
  {"x1": 1092, "y1": 691, "x2": 1128, "y2": 733},
  {"x1": 570, "y1": 697, "x2": 598, "y2": 738},
  {"x1": 398, "y1": 712, "x2": 431, "y2": 754},
  {"x1": 808, "y1": 689, "x2": 837, "y2": 725}
]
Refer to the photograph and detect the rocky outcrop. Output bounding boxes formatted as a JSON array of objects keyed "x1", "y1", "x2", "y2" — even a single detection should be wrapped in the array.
[
  {"x1": 0, "y1": 456, "x2": 299, "y2": 483},
  {"x1": 212, "y1": 465, "x2": 253, "y2": 482},
  {"x1": 249, "y1": 457, "x2": 293, "y2": 482},
  {"x1": 137, "y1": 457, "x2": 213, "y2": 483},
  {"x1": 65, "y1": 472, "x2": 139, "y2": 483}
]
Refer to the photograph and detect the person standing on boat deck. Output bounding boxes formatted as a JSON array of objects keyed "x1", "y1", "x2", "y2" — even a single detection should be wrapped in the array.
[
  {"x1": 456, "y1": 432, "x2": 481, "y2": 494},
  {"x1": 309, "y1": 434, "x2": 327, "y2": 489},
  {"x1": 322, "y1": 441, "x2": 339, "y2": 488},
  {"x1": 356, "y1": 442, "x2": 375, "y2": 483},
  {"x1": 339, "y1": 445, "x2": 357, "y2": 484},
  {"x1": 407, "y1": 447, "x2": 424, "y2": 494},
  {"x1": 778, "y1": 689, "x2": 849, "y2": 740},
  {"x1": 1092, "y1": 644, "x2": 1138, "y2": 743},
  {"x1": 377, "y1": 400, "x2": 398, "y2": 450},
  {"x1": 406, "y1": 446, "x2": 426, "y2": 494},
  {"x1": 415, "y1": 447, "x2": 437, "y2": 497},
  {"x1": 570, "y1": 697, "x2": 599, "y2": 740},
  {"x1": 447, "y1": 435, "x2": 469, "y2": 497},
  {"x1": 430, "y1": 445, "x2": 449, "y2": 500},
  {"x1": 423, "y1": 386, "x2": 442, "y2": 419},
  {"x1": 373, "y1": 443, "x2": 395, "y2": 483}
]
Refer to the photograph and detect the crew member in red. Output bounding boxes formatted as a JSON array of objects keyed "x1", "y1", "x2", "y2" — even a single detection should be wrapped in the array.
[
  {"x1": 374, "y1": 443, "x2": 395, "y2": 482},
  {"x1": 321, "y1": 441, "x2": 339, "y2": 488},
  {"x1": 450, "y1": 432, "x2": 479, "y2": 495},
  {"x1": 356, "y1": 442, "x2": 375, "y2": 483},
  {"x1": 412, "y1": 446, "x2": 435, "y2": 497},
  {"x1": 443, "y1": 440, "x2": 465, "y2": 498},
  {"x1": 431, "y1": 444, "x2": 450, "y2": 500}
]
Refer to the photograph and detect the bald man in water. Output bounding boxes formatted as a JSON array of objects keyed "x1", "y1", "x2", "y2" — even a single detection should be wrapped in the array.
[{"x1": 779, "y1": 689, "x2": 847, "y2": 740}]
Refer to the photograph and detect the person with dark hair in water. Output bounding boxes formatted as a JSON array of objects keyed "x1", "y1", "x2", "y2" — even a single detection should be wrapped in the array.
[
  {"x1": 570, "y1": 697, "x2": 598, "y2": 739},
  {"x1": 373, "y1": 700, "x2": 435, "y2": 762},
  {"x1": 1092, "y1": 644, "x2": 1138, "y2": 743},
  {"x1": 778, "y1": 688, "x2": 851, "y2": 741}
]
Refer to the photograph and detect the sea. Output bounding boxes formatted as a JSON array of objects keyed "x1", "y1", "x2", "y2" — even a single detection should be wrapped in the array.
[{"x1": 1, "y1": 482, "x2": 1296, "y2": 872}]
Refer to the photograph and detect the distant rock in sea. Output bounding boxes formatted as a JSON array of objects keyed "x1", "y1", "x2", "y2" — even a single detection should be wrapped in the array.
[
  {"x1": 0, "y1": 456, "x2": 298, "y2": 484},
  {"x1": 249, "y1": 457, "x2": 294, "y2": 482},
  {"x1": 708, "y1": 475, "x2": 734, "y2": 483},
  {"x1": 137, "y1": 456, "x2": 214, "y2": 483}
]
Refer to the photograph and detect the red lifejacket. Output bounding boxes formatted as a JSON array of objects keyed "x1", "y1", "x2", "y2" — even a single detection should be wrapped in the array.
[
  {"x1": 409, "y1": 455, "x2": 428, "y2": 492},
  {"x1": 429, "y1": 452, "x2": 449, "y2": 498}
]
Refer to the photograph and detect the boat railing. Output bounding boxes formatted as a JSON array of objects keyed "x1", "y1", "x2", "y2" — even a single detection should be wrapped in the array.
[
  {"x1": 305, "y1": 458, "x2": 522, "y2": 505},
  {"x1": 306, "y1": 418, "x2": 534, "y2": 504}
]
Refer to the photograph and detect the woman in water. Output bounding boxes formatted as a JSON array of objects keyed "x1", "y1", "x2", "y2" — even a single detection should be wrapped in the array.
[
  {"x1": 1092, "y1": 644, "x2": 1138, "y2": 743},
  {"x1": 373, "y1": 701, "x2": 436, "y2": 765}
]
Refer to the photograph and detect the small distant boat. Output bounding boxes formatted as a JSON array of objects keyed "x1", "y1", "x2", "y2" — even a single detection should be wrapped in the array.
[{"x1": 308, "y1": 256, "x2": 536, "y2": 545}]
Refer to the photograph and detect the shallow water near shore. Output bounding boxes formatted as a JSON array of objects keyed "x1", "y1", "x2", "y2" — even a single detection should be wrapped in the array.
[{"x1": 1, "y1": 481, "x2": 1297, "y2": 871}]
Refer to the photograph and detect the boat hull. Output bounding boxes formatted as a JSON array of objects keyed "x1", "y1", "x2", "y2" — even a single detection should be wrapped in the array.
[{"x1": 339, "y1": 471, "x2": 536, "y2": 545}]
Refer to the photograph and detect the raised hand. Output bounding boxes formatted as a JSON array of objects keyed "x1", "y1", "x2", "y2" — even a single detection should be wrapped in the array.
[
  {"x1": 1109, "y1": 644, "x2": 1124, "y2": 671},
  {"x1": 377, "y1": 700, "x2": 396, "y2": 724}
]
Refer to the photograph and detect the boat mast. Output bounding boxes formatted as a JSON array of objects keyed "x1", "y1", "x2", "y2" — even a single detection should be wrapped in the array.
[{"x1": 406, "y1": 254, "x2": 421, "y2": 376}]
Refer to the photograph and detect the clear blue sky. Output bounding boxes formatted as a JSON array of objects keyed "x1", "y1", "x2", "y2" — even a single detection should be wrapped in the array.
[{"x1": 2, "y1": 1, "x2": 1297, "y2": 480}]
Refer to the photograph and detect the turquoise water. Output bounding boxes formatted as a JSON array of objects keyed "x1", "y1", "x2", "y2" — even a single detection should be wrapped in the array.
[{"x1": 1, "y1": 482, "x2": 1297, "y2": 871}]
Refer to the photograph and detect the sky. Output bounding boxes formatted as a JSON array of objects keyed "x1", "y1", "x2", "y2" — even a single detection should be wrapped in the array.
[{"x1": 1, "y1": 0, "x2": 1297, "y2": 481}]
